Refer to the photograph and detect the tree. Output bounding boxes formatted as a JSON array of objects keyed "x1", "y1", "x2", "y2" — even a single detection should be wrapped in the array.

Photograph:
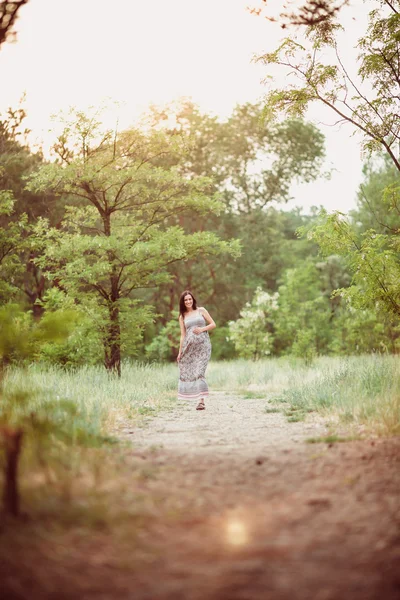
[
  {"x1": 329, "y1": 305, "x2": 396, "y2": 354},
  {"x1": 163, "y1": 101, "x2": 326, "y2": 213},
  {"x1": 250, "y1": 1, "x2": 350, "y2": 27},
  {"x1": 305, "y1": 164, "x2": 400, "y2": 321},
  {"x1": 0, "y1": 107, "x2": 60, "y2": 315},
  {"x1": 351, "y1": 155, "x2": 400, "y2": 234},
  {"x1": 0, "y1": 185, "x2": 28, "y2": 303},
  {"x1": 258, "y1": 1, "x2": 400, "y2": 173},
  {"x1": 27, "y1": 109, "x2": 239, "y2": 375},
  {"x1": 144, "y1": 101, "x2": 325, "y2": 328},
  {"x1": 259, "y1": 1, "x2": 400, "y2": 326},
  {"x1": 228, "y1": 288, "x2": 279, "y2": 360},
  {"x1": 273, "y1": 260, "x2": 333, "y2": 356}
]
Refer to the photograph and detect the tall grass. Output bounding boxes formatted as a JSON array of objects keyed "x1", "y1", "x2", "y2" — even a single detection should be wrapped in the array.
[
  {"x1": 1, "y1": 355, "x2": 398, "y2": 519},
  {"x1": 5, "y1": 361, "x2": 179, "y2": 430},
  {"x1": 208, "y1": 355, "x2": 400, "y2": 435},
  {"x1": 6, "y1": 355, "x2": 399, "y2": 435},
  {"x1": 207, "y1": 357, "x2": 316, "y2": 394},
  {"x1": 277, "y1": 355, "x2": 400, "y2": 435}
]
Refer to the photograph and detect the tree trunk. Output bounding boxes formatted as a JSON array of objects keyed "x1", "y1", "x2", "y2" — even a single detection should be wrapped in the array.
[
  {"x1": 102, "y1": 211, "x2": 122, "y2": 376},
  {"x1": 24, "y1": 253, "x2": 46, "y2": 319},
  {"x1": 1, "y1": 426, "x2": 23, "y2": 517},
  {"x1": 104, "y1": 302, "x2": 121, "y2": 377}
]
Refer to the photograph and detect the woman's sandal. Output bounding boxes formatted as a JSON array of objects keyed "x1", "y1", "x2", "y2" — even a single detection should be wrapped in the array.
[{"x1": 196, "y1": 401, "x2": 205, "y2": 410}]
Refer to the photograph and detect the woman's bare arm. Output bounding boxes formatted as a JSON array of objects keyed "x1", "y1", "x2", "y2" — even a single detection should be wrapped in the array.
[{"x1": 177, "y1": 315, "x2": 186, "y2": 361}]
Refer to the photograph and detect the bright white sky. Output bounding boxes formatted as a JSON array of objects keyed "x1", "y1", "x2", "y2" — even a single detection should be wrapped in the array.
[{"x1": 0, "y1": 0, "x2": 370, "y2": 213}]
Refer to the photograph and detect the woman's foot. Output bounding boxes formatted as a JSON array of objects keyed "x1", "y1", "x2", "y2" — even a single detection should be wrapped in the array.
[{"x1": 196, "y1": 399, "x2": 205, "y2": 410}]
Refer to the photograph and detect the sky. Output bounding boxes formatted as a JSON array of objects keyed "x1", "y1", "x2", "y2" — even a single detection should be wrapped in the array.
[{"x1": 0, "y1": 0, "x2": 370, "y2": 213}]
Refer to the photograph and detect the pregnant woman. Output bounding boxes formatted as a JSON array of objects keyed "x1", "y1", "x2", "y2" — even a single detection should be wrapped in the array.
[{"x1": 177, "y1": 290, "x2": 216, "y2": 410}]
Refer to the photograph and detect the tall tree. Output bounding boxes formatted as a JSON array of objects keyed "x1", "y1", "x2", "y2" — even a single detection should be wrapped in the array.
[
  {"x1": 258, "y1": 0, "x2": 400, "y2": 173},
  {"x1": 304, "y1": 156, "x2": 400, "y2": 317},
  {"x1": 145, "y1": 101, "x2": 325, "y2": 327},
  {"x1": 0, "y1": 108, "x2": 60, "y2": 315},
  {"x1": 259, "y1": 0, "x2": 400, "y2": 324},
  {"x1": 27, "y1": 109, "x2": 239, "y2": 375}
]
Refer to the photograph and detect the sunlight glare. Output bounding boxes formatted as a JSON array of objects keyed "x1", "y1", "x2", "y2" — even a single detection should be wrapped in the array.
[{"x1": 225, "y1": 518, "x2": 249, "y2": 547}]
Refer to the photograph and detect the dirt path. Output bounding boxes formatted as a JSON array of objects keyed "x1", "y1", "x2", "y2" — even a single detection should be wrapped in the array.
[
  {"x1": 120, "y1": 392, "x2": 400, "y2": 600},
  {"x1": 128, "y1": 391, "x2": 329, "y2": 455},
  {"x1": 1, "y1": 393, "x2": 399, "y2": 600}
]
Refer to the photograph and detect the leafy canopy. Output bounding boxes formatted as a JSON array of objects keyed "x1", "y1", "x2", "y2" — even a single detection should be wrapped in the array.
[{"x1": 27, "y1": 108, "x2": 240, "y2": 369}]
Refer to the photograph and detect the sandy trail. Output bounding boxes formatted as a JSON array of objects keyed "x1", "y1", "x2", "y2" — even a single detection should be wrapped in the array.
[
  {"x1": 118, "y1": 392, "x2": 400, "y2": 600},
  {"x1": 129, "y1": 391, "x2": 329, "y2": 455},
  {"x1": 2, "y1": 392, "x2": 399, "y2": 600}
]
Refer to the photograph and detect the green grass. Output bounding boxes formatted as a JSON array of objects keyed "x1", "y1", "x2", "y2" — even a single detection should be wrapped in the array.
[
  {"x1": 1, "y1": 354, "x2": 399, "y2": 521},
  {"x1": 280, "y1": 355, "x2": 400, "y2": 435},
  {"x1": 240, "y1": 391, "x2": 267, "y2": 399},
  {"x1": 5, "y1": 361, "x2": 178, "y2": 429},
  {"x1": 6, "y1": 354, "x2": 399, "y2": 445},
  {"x1": 5, "y1": 354, "x2": 400, "y2": 439},
  {"x1": 209, "y1": 355, "x2": 400, "y2": 435},
  {"x1": 306, "y1": 435, "x2": 361, "y2": 444}
]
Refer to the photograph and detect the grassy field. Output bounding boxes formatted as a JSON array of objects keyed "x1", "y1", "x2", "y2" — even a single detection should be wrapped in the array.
[
  {"x1": 208, "y1": 355, "x2": 400, "y2": 436},
  {"x1": 0, "y1": 354, "x2": 399, "y2": 519},
  {"x1": 4, "y1": 354, "x2": 400, "y2": 436}
]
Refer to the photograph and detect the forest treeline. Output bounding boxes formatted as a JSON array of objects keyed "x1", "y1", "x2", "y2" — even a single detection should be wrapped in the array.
[
  {"x1": 1, "y1": 0, "x2": 399, "y2": 372},
  {"x1": 0, "y1": 99, "x2": 398, "y2": 369}
]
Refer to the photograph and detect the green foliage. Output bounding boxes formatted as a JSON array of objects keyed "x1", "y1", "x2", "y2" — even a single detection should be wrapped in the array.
[
  {"x1": 0, "y1": 186, "x2": 29, "y2": 302},
  {"x1": 329, "y1": 307, "x2": 394, "y2": 354},
  {"x1": 352, "y1": 156, "x2": 400, "y2": 234},
  {"x1": 228, "y1": 248, "x2": 394, "y2": 360},
  {"x1": 228, "y1": 288, "x2": 279, "y2": 360},
  {"x1": 145, "y1": 101, "x2": 325, "y2": 331},
  {"x1": 38, "y1": 316, "x2": 103, "y2": 367},
  {"x1": 26, "y1": 108, "x2": 240, "y2": 373},
  {"x1": 0, "y1": 101, "x2": 331, "y2": 369},
  {"x1": 306, "y1": 201, "x2": 400, "y2": 320},
  {"x1": 145, "y1": 311, "x2": 181, "y2": 362},
  {"x1": 0, "y1": 107, "x2": 62, "y2": 313},
  {"x1": 150, "y1": 101, "x2": 326, "y2": 210},
  {"x1": 207, "y1": 326, "x2": 236, "y2": 361},
  {"x1": 0, "y1": 304, "x2": 31, "y2": 365},
  {"x1": 2, "y1": 96, "x2": 398, "y2": 366},
  {"x1": 151, "y1": 206, "x2": 319, "y2": 333},
  {"x1": 258, "y1": 2, "x2": 400, "y2": 172},
  {"x1": 274, "y1": 261, "x2": 329, "y2": 355},
  {"x1": 0, "y1": 303, "x2": 79, "y2": 368},
  {"x1": 291, "y1": 329, "x2": 317, "y2": 366}
]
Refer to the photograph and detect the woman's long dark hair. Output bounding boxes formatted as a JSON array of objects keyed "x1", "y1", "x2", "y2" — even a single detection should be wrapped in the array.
[{"x1": 179, "y1": 290, "x2": 197, "y2": 318}]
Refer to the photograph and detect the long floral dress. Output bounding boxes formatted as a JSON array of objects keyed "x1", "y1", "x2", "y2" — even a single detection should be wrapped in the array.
[{"x1": 178, "y1": 310, "x2": 212, "y2": 401}]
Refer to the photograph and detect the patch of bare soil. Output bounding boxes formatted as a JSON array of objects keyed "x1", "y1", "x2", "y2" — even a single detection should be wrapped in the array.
[{"x1": 1, "y1": 392, "x2": 400, "y2": 600}]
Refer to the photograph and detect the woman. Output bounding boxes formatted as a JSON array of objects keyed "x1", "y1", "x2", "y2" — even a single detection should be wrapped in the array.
[{"x1": 177, "y1": 290, "x2": 216, "y2": 410}]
